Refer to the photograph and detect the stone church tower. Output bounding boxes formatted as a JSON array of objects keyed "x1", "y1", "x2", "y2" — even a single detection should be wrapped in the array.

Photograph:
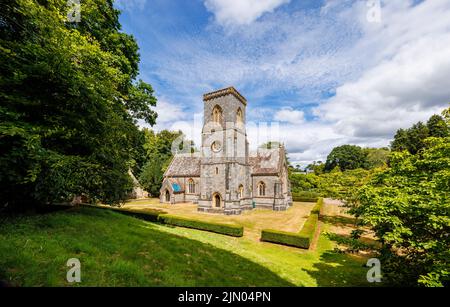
[
  {"x1": 160, "y1": 86, "x2": 292, "y2": 214},
  {"x1": 197, "y1": 87, "x2": 253, "y2": 214}
]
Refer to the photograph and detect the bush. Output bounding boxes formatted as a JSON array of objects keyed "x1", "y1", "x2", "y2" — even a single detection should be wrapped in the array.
[
  {"x1": 261, "y1": 197, "x2": 323, "y2": 249},
  {"x1": 158, "y1": 214, "x2": 244, "y2": 237},
  {"x1": 261, "y1": 229, "x2": 310, "y2": 248},
  {"x1": 292, "y1": 191, "x2": 320, "y2": 202}
]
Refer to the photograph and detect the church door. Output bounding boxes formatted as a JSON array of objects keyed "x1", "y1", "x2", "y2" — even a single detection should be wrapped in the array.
[
  {"x1": 214, "y1": 194, "x2": 221, "y2": 208},
  {"x1": 165, "y1": 190, "x2": 170, "y2": 202}
]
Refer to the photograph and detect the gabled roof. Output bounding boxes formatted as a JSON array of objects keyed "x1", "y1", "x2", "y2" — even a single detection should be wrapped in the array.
[
  {"x1": 249, "y1": 147, "x2": 285, "y2": 175},
  {"x1": 164, "y1": 155, "x2": 201, "y2": 177}
]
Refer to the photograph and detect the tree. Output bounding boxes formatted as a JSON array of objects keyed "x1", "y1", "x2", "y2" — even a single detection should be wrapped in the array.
[
  {"x1": 0, "y1": 0, "x2": 157, "y2": 209},
  {"x1": 391, "y1": 128, "x2": 409, "y2": 152},
  {"x1": 427, "y1": 114, "x2": 449, "y2": 138},
  {"x1": 363, "y1": 147, "x2": 390, "y2": 169},
  {"x1": 391, "y1": 114, "x2": 449, "y2": 155},
  {"x1": 351, "y1": 136, "x2": 450, "y2": 287},
  {"x1": 407, "y1": 122, "x2": 429, "y2": 155},
  {"x1": 325, "y1": 145, "x2": 368, "y2": 172},
  {"x1": 139, "y1": 129, "x2": 195, "y2": 195}
]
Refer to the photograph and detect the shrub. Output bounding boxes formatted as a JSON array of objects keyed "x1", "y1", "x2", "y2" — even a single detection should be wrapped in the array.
[
  {"x1": 292, "y1": 191, "x2": 320, "y2": 202},
  {"x1": 158, "y1": 214, "x2": 244, "y2": 237},
  {"x1": 261, "y1": 229, "x2": 310, "y2": 248},
  {"x1": 261, "y1": 197, "x2": 323, "y2": 249}
]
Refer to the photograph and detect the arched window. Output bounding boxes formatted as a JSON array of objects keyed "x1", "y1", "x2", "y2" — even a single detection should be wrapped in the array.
[
  {"x1": 188, "y1": 178, "x2": 195, "y2": 194},
  {"x1": 236, "y1": 108, "x2": 243, "y2": 124},
  {"x1": 212, "y1": 105, "x2": 222, "y2": 123},
  {"x1": 238, "y1": 185, "x2": 244, "y2": 199},
  {"x1": 258, "y1": 182, "x2": 266, "y2": 196},
  {"x1": 215, "y1": 167, "x2": 219, "y2": 175}
]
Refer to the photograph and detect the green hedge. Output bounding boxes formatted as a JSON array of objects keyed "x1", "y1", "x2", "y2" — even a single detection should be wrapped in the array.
[
  {"x1": 261, "y1": 197, "x2": 323, "y2": 249},
  {"x1": 292, "y1": 191, "x2": 320, "y2": 202},
  {"x1": 158, "y1": 214, "x2": 244, "y2": 237},
  {"x1": 261, "y1": 229, "x2": 310, "y2": 248}
]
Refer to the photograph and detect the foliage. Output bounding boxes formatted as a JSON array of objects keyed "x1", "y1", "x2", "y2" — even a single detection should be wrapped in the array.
[
  {"x1": 261, "y1": 198, "x2": 323, "y2": 249},
  {"x1": 0, "y1": 0, "x2": 157, "y2": 209},
  {"x1": 139, "y1": 129, "x2": 194, "y2": 196},
  {"x1": 289, "y1": 168, "x2": 380, "y2": 201},
  {"x1": 363, "y1": 147, "x2": 390, "y2": 169},
  {"x1": 325, "y1": 145, "x2": 368, "y2": 171},
  {"x1": 292, "y1": 191, "x2": 320, "y2": 202},
  {"x1": 391, "y1": 113, "x2": 449, "y2": 154},
  {"x1": 261, "y1": 229, "x2": 310, "y2": 249},
  {"x1": 350, "y1": 136, "x2": 450, "y2": 287},
  {"x1": 158, "y1": 214, "x2": 244, "y2": 237}
]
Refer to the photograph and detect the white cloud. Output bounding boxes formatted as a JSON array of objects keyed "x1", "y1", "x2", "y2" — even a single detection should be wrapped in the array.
[
  {"x1": 316, "y1": 0, "x2": 450, "y2": 140},
  {"x1": 274, "y1": 107, "x2": 305, "y2": 124},
  {"x1": 204, "y1": 0, "x2": 290, "y2": 26},
  {"x1": 154, "y1": 99, "x2": 186, "y2": 124},
  {"x1": 138, "y1": 0, "x2": 450, "y2": 165}
]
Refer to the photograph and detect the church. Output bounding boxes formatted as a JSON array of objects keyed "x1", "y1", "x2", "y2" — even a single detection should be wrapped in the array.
[{"x1": 159, "y1": 87, "x2": 292, "y2": 215}]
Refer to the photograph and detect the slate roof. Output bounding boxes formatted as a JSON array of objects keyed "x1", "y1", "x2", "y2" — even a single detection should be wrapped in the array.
[
  {"x1": 164, "y1": 147, "x2": 285, "y2": 178},
  {"x1": 249, "y1": 148, "x2": 283, "y2": 175},
  {"x1": 164, "y1": 155, "x2": 201, "y2": 177}
]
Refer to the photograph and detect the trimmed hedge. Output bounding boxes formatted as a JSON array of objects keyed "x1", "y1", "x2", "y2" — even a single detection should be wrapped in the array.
[
  {"x1": 261, "y1": 229, "x2": 310, "y2": 248},
  {"x1": 292, "y1": 191, "x2": 320, "y2": 202},
  {"x1": 158, "y1": 214, "x2": 244, "y2": 237},
  {"x1": 260, "y1": 197, "x2": 323, "y2": 249}
]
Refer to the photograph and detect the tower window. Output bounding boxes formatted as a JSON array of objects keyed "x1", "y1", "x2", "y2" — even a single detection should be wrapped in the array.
[
  {"x1": 212, "y1": 105, "x2": 222, "y2": 123},
  {"x1": 236, "y1": 107, "x2": 243, "y2": 124}
]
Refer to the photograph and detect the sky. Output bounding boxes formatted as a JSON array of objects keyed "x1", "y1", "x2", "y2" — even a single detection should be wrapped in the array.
[{"x1": 115, "y1": 0, "x2": 450, "y2": 166}]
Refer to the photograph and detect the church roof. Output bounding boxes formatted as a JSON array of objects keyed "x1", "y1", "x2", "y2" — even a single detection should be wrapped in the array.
[
  {"x1": 249, "y1": 148, "x2": 284, "y2": 175},
  {"x1": 164, "y1": 147, "x2": 286, "y2": 178},
  {"x1": 164, "y1": 155, "x2": 201, "y2": 177}
]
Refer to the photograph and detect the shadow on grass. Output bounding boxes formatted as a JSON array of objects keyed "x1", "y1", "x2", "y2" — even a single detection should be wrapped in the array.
[
  {"x1": 302, "y1": 251, "x2": 372, "y2": 287},
  {"x1": 0, "y1": 207, "x2": 293, "y2": 287},
  {"x1": 320, "y1": 215, "x2": 357, "y2": 227}
]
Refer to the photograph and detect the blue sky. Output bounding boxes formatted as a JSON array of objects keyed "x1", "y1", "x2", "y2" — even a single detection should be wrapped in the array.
[{"x1": 115, "y1": 0, "x2": 450, "y2": 165}]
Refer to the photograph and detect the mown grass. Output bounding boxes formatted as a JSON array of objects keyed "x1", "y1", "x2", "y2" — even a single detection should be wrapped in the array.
[{"x1": 0, "y1": 206, "x2": 374, "y2": 287}]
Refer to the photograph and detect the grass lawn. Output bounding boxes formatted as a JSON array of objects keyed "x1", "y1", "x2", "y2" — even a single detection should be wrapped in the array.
[{"x1": 0, "y1": 201, "x2": 375, "y2": 287}]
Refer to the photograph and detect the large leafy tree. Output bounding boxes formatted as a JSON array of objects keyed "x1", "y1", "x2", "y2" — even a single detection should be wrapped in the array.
[
  {"x1": 324, "y1": 145, "x2": 368, "y2": 171},
  {"x1": 139, "y1": 129, "x2": 195, "y2": 196},
  {"x1": 391, "y1": 114, "x2": 448, "y2": 154},
  {"x1": 0, "y1": 0, "x2": 157, "y2": 209},
  {"x1": 350, "y1": 108, "x2": 450, "y2": 287},
  {"x1": 352, "y1": 137, "x2": 450, "y2": 287}
]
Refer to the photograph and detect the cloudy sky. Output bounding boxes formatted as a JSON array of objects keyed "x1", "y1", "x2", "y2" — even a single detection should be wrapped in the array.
[{"x1": 116, "y1": 0, "x2": 450, "y2": 166}]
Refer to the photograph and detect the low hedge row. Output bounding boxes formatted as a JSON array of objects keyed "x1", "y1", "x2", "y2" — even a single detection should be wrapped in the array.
[
  {"x1": 260, "y1": 197, "x2": 323, "y2": 249},
  {"x1": 83, "y1": 204, "x2": 244, "y2": 237},
  {"x1": 261, "y1": 229, "x2": 310, "y2": 248},
  {"x1": 292, "y1": 191, "x2": 320, "y2": 202},
  {"x1": 292, "y1": 197, "x2": 318, "y2": 202},
  {"x1": 158, "y1": 214, "x2": 244, "y2": 237}
]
